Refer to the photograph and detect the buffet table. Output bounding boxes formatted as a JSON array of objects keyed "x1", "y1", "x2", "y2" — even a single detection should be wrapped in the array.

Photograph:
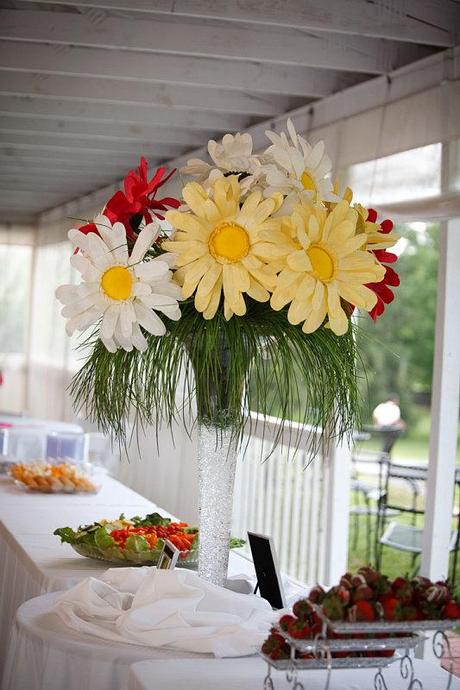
[
  {"x1": 0, "y1": 472, "x2": 283, "y2": 688},
  {"x1": 2, "y1": 472, "x2": 459, "y2": 690},
  {"x1": 0, "y1": 473, "x2": 158, "y2": 676}
]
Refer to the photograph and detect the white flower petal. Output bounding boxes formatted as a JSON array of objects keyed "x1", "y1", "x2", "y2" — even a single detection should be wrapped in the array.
[
  {"x1": 134, "y1": 260, "x2": 169, "y2": 282},
  {"x1": 134, "y1": 302, "x2": 166, "y2": 336},
  {"x1": 100, "y1": 305, "x2": 120, "y2": 340},
  {"x1": 131, "y1": 322, "x2": 148, "y2": 352},
  {"x1": 129, "y1": 222, "x2": 159, "y2": 265}
]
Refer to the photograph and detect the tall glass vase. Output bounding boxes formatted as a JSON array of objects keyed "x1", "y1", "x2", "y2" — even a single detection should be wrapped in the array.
[
  {"x1": 197, "y1": 424, "x2": 238, "y2": 586},
  {"x1": 187, "y1": 334, "x2": 244, "y2": 587}
]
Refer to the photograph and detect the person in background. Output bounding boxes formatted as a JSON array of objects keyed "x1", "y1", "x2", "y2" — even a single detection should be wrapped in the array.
[{"x1": 372, "y1": 394, "x2": 406, "y2": 454}]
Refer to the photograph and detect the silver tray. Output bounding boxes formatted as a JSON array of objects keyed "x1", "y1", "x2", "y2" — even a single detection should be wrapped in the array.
[
  {"x1": 309, "y1": 600, "x2": 460, "y2": 634},
  {"x1": 260, "y1": 651, "x2": 399, "y2": 671},
  {"x1": 275, "y1": 625, "x2": 424, "y2": 653}
]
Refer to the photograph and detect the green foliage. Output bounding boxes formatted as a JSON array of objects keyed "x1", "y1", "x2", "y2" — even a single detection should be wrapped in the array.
[
  {"x1": 356, "y1": 225, "x2": 438, "y2": 423},
  {"x1": 70, "y1": 298, "x2": 361, "y2": 460}
]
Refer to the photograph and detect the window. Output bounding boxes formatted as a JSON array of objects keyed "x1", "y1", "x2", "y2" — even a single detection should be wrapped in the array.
[{"x1": 0, "y1": 245, "x2": 33, "y2": 354}]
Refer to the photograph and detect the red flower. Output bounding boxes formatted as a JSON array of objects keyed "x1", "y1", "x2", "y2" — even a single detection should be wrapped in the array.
[
  {"x1": 365, "y1": 208, "x2": 400, "y2": 321},
  {"x1": 76, "y1": 157, "x2": 180, "y2": 246}
]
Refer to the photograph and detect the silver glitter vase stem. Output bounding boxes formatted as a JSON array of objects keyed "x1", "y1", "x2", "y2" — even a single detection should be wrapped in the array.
[{"x1": 197, "y1": 423, "x2": 238, "y2": 587}]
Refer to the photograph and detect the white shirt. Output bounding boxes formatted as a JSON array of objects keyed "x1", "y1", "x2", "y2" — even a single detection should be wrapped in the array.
[{"x1": 373, "y1": 401, "x2": 401, "y2": 427}]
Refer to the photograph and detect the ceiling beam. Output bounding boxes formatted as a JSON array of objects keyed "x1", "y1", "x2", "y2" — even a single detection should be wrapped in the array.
[
  {"x1": 0, "y1": 116, "x2": 206, "y2": 147},
  {"x1": 0, "y1": 70, "x2": 299, "y2": 118},
  {"x1": 0, "y1": 149, "x2": 166, "y2": 171},
  {"x1": 0, "y1": 133, "x2": 186, "y2": 158},
  {"x1": 0, "y1": 95, "x2": 251, "y2": 132},
  {"x1": 0, "y1": 41, "x2": 360, "y2": 98},
  {"x1": 12, "y1": 0, "x2": 460, "y2": 46},
  {"x1": 0, "y1": 154, "x2": 149, "y2": 173},
  {"x1": 37, "y1": 46, "x2": 457, "y2": 225},
  {"x1": 0, "y1": 8, "x2": 432, "y2": 73}
]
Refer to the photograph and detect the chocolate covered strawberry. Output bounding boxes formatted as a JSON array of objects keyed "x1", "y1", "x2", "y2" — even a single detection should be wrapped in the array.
[
  {"x1": 353, "y1": 584, "x2": 374, "y2": 602},
  {"x1": 307, "y1": 585, "x2": 326, "y2": 605},
  {"x1": 339, "y1": 572, "x2": 353, "y2": 590},
  {"x1": 426, "y1": 583, "x2": 450, "y2": 606},
  {"x1": 392, "y1": 577, "x2": 413, "y2": 605},
  {"x1": 358, "y1": 566, "x2": 380, "y2": 586}
]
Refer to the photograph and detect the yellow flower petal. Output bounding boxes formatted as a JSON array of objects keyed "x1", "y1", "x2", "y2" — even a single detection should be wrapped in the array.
[
  {"x1": 203, "y1": 276, "x2": 223, "y2": 319},
  {"x1": 182, "y1": 256, "x2": 214, "y2": 299},
  {"x1": 286, "y1": 249, "x2": 312, "y2": 272},
  {"x1": 247, "y1": 277, "x2": 270, "y2": 303}
]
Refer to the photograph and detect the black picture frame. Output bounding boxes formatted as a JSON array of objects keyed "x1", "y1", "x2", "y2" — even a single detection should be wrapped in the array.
[{"x1": 248, "y1": 531, "x2": 286, "y2": 609}]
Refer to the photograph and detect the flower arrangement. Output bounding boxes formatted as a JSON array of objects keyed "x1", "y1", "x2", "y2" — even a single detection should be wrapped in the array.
[{"x1": 57, "y1": 120, "x2": 399, "y2": 451}]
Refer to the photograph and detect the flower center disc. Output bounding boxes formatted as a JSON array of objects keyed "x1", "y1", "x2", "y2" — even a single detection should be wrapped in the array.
[
  {"x1": 307, "y1": 245, "x2": 334, "y2": 282},
  {"x1": 209, "y1": 222, "x2": 250, "y2": 264},
  {"x1": 101, "y1": 266, "x2": 133, "y2": 300},
  {"x1": 300, "y1": 170, "x2": 316, "y2": 191}
]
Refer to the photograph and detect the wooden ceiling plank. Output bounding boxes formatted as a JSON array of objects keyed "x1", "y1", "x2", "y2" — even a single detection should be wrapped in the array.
[
  {"x1": 0, "y1": 116, "x2": 208, "y2": 147},
  {"x1": 0, "y1": 95, "x2": 251, "y2": 131},
  {"x1": 0, "y1": 132, "x2": 186, "y2": 157},
  {"x1": 13, "y1": 0, "x2": 459, "y2": 46},
  {"x1": 0, "y1": 8, "x2": 432, "y2": 73},
  {"x1": 0, "y1": 41, "x2": 356, "y2": 98},
  {"x1": 0, "y1": 70, "x2": 299, "y2": 117}
]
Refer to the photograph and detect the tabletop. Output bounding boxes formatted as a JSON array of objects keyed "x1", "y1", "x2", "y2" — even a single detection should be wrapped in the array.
[{"x1": 128, "y1": 656, "x2": 460, "y2": 690}]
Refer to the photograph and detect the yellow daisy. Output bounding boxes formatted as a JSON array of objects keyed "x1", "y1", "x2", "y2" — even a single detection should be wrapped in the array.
[
  {"x1": 162, "y1": 176, "x2": 283, "y2": 320},
  {"x1": 257, "y1": 201, "x2": 385, "y2": 335},
  {"x1": 331, "y1": 184, "x2": 398, "y2": 251}
]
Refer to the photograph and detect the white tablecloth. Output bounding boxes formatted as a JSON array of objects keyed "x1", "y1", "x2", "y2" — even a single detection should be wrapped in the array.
[
  {"x1": 0, "y1": 472, "x2": 299, "y2": 689},
  {"x1": 0, "y1": 472, "x2": 161, "y2": 679},
  {"x1": 128, "y1": 657, "x2": 460, "y2": 690}
]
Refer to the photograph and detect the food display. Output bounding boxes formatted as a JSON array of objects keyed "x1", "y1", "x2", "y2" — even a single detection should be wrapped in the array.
[
  {"x1": 54, "y1": 512, "x2": 245, "y2": 566},
  {"x1": 10, "y1": 461, "x2": 98, "y2": 493},
  {"x1": 262, "y1": 566, "x2": 460, "y2": 663}
]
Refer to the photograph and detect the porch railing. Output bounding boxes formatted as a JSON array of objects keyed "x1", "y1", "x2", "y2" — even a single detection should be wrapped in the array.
[{"x1": 232, "y1": 413, "x2": 337, "y2": 586}]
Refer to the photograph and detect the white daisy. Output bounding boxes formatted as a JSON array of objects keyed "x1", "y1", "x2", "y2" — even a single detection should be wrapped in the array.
[
  {"x1": 263, "y1": 118, "x2": 337, "y2": 211},
  {"x1": 181, "y1": 132, "x2": 264, "y2": 195},
  {"x1": 55, "y1": 215, "x2": 182, "y2": 353}
]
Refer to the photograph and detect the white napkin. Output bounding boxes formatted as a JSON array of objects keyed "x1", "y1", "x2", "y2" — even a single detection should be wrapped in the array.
[{"x1": 53, "y1": 567, "x2": 276, "y2": 657}]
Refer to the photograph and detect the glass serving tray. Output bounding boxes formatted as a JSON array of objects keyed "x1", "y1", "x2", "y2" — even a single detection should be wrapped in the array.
[
  {"x1": 14, "y1": 478, "x2": 100, "y2": 494},
  {"x1": 275, "y1": 624, "x2": 424, "y2": 653},
  {"x1": 308, "y1": 601, "x2": 460, "y2": 634},
  {"x1": 259, "y1": 651, "x2": 399, "y2": 671},
  {"x1": 71, "y1": 542, "x2": 199, "y2": 566}
]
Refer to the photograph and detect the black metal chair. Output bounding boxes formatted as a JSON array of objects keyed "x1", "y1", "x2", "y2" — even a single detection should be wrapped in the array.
[
  {"x1": 349, "y1": 448, "x2": 391, "y2": 563},
  {"x1": 376, "y1": 463, "x2": 460, "y2": 583}
]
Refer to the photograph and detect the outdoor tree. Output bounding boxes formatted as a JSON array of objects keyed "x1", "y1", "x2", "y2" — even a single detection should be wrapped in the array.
[{"x1": 357, "y1": 224, "x2": 439, "y2": 423}]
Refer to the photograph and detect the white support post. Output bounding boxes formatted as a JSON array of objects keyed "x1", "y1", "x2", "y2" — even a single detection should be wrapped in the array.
[
  {"x1": 321, "y1": 435, "x2": 352, "y2": 586},
  {"x1": 420, "y1": 216, "x2": 460, "y2": 581}
]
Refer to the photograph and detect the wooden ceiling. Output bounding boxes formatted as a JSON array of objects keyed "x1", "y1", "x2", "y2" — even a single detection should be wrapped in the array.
[{"x1": 0, "y1": 0, "x2": 459, "y2": 224}]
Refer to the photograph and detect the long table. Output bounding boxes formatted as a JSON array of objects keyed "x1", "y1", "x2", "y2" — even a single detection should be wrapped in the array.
[
  {"x1": 0, "y1": 471, "x2": 277, "y2": 685},
  {"x1": 2, "y1": 473, "x2": 457, "y2": 690}
]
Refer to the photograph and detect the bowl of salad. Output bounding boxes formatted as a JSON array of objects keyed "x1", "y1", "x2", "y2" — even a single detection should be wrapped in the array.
[{"x1": 54, "y1": 512, "x2": 244, "y2": 567}]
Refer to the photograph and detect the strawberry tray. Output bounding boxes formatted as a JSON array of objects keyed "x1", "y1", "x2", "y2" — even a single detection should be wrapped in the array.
[
  {"x1": 274, "y1": 623, "x2": 424, "y2": 654},
  {"x1": 259, "y1": 650, "x2": 400, "y2": 672},
  {"x1": 308, "y1": 600, "x2": 460, "y2": 635}
]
